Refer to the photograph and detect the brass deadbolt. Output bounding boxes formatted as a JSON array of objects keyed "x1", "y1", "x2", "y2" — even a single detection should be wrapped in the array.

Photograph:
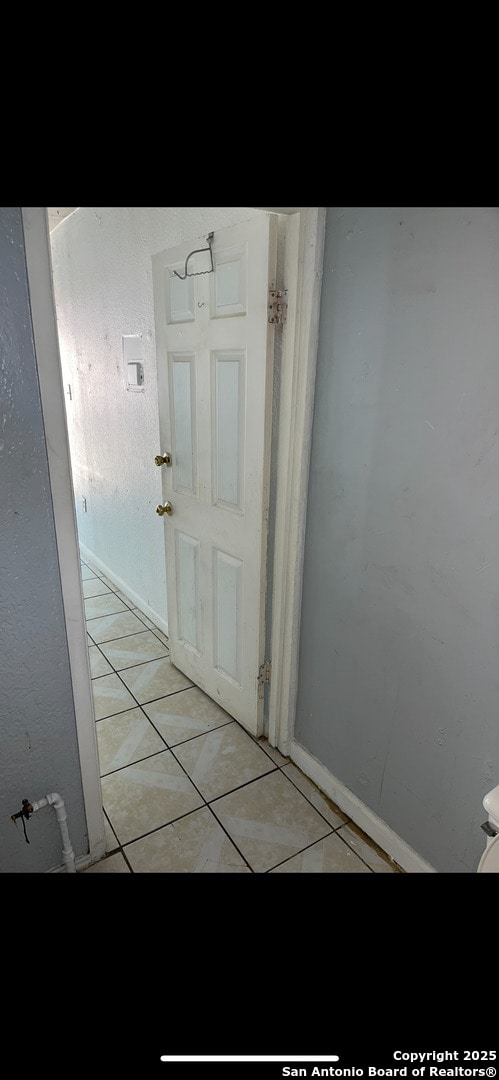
[{"x1": 155, "y1": 452, "x2": 172, "y2": 467}]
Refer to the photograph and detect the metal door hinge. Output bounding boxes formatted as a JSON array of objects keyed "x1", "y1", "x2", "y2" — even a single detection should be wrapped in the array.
[
  {"x1": 258, "y1": 660, "x2": 272, "y2": 697},
  {"x1": 268, "y1": 285, "x2": 288, "y2": 325}
]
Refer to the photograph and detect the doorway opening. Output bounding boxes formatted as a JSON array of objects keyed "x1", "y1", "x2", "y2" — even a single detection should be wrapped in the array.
[{"x1": 30, "y1": 206, "x2": 326, "y2": 863}]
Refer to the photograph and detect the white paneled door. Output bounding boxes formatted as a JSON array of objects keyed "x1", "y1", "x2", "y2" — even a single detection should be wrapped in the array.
[{"x1": 152, "y1": 215, "x2": 278, "y2": 736}]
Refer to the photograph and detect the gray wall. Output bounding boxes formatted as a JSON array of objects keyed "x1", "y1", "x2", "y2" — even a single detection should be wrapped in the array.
[
  {"x1": 0, "y1": 207, "x2": 88, "y2": 872},
  {"x1": 295, "y1": 207, "x2": 499, "y2": 874}
]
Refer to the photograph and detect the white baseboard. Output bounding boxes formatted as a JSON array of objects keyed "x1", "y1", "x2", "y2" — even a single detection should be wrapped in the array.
[
  {"x1": 290, "y1": 740, "x2": 437, "y2": 873},
  {"x1": 80, "y1": 544, "x2": 168, "y2": 637}
]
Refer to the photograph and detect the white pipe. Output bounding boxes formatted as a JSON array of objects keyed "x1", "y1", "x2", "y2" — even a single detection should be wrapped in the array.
[{"x1": 31, "y1": 792, "x2": 76, "y2": 873}]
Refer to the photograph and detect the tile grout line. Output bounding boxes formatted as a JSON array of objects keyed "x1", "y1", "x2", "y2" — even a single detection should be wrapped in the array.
[{"x1": 83, "y1": 559, "x2": 397, "y2": 873}]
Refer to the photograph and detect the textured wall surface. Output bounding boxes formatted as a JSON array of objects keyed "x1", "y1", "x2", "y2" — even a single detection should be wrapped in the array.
[
  {"x1": 295, "y1": 207, "x2": 499, "y2": 874},
  {"x1": 0, "y1": 207, "x2": 88, "y2": 872},
  {"x1": 50, "y1": 207, "x2": 266, "y2": 629}
]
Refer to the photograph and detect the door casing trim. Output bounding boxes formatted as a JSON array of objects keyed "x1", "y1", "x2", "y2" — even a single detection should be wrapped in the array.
[{"x1": 266, "y1": 208, "x2": 327, "y2": 753}]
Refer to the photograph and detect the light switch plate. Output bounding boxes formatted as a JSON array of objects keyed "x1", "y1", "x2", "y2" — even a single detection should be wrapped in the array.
[{"x1": 127, "y1": 361, "x2": 144, "y2": 388}]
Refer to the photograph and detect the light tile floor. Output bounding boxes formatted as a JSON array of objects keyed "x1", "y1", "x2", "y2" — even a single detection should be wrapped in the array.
[{"x1": 80, "y1": 558, "x2": 402, "y2": 874}]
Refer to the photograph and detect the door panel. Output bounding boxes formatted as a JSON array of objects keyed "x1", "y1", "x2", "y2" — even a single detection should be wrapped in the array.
[
  {"x1": 152, "y1": 214, "x2": 277, "y2": 736},
  {"x1": 175, "y1": 530, "x2": 201, "y2": 650},
  {"x1": 170, "y1": 354, "x2": 198, "y2": 495},
  {"x1": 213, "y1": 349, "x2": 245, "y2": 510}
]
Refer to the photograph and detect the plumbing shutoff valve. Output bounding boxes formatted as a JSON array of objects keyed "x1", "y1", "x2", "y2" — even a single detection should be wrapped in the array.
[
  {"x1": 10, "y1": 791, "x2": 77, "y2": 872},
  {"x1": 11, "y1": 799, "x2": 33, "y2": 843}
]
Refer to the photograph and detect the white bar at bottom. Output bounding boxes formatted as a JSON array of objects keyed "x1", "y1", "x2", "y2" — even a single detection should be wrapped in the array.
[{"x1": 160, "y1": 1057, "x2": 340, "y2": 1063}]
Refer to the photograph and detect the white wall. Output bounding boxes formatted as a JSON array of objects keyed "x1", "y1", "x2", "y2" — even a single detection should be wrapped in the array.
[{"x1": 50, "y1": 208, "x2": 266, "y2": 630}]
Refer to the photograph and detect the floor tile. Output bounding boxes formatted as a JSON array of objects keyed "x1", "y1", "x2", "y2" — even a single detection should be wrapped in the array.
[
  {"x1": 281, "y1": 763, "x2": 350, "y2": 829},
  {"x1": 82, "y1": 578, "x2": 112, "y2": 599},
  {"x1": 211, "y1": 769, "x2": 332, "y2": 873},
  {"x1": 87, "y1": 610, "x2": 149, "y2": 644},
  {"x1": 91, "y1": 673, "x2": 138, "y2": 721},
  {"x1": 80, "y1": 549, "x2": 400, "y2": 875},
  {"x1": 80, "y1": 564, "x2": 97, "y2": 580},
  {"x1": 134, "y1": 613, "x2": 157, "y2": 630},
  {"x1": 118, "y1": 657, "x2": 194, "y2": 704},
  {"x1": 88, "y1": 645, "x2": 114, "y2": 678},
  {"x1": 125, "y1": 806, "x2": 251, "y2": 873},
  {"x1": 143, "y1": 686, "x2": 233, "y2": 747},
  {"x1": 112, "y1": 587, "x2": 134, "y2": 607},
  {"x1": 96, "y1": 707, "x2": 167, "y2": 775},
  {"x1": 269, "y1": 832, "x2": 372, "y2": 873},
  {"x1": 81, "y1": 852, "x2": 131, "y2": 873},
  {"x1": 98, "y1": 574, "x2": 120, "y2": 590},
  {"x1": 84, "y1": 593, "x2": 128, "y2": 619},
  {"x1": 83, "y1": 561, "x2": 102, "y2": 578},
  {"x1": 173, "y1": 722, "x2": 276, "y2": 801},
  {"x1": 104, "y1": 814, "x2": 119, "y2": 853},
  {"x1": 134, "y1": 614, "x2": 170, "y2": 645},
  {"x1": 98, "y1": 631, "x2": 169, "y2": 670},
  {"x1": 337, "y1": 822, "x2": 401, "y2": 873},
  {"x1": 256, "y1": 740, "x2": 291, "y2": 766},
  {"x1": 101, "y1": 750, "x2": 204, "y2": 845}
]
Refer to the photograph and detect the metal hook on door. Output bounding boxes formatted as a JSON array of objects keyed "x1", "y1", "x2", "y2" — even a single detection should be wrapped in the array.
[{"x1": 173, "y1": 232, "x2": 215, "y2": 280}]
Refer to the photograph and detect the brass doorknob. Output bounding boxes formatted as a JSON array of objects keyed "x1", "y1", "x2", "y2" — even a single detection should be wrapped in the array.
[
  {"x1": 155, "y1": 452, "x2": 172, "y2": 466},
  {"x1": 156, "y1": 502, "x2": 173, "y2": 517}
]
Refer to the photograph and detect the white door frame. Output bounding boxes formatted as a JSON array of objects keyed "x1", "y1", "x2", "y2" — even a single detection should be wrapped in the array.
[
  {"x1": 24, "y1": 205, "x2": 326, "y2": 840},
  {"x1": 265, "y1": 207, "x2": 327, "y2": 754}
]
